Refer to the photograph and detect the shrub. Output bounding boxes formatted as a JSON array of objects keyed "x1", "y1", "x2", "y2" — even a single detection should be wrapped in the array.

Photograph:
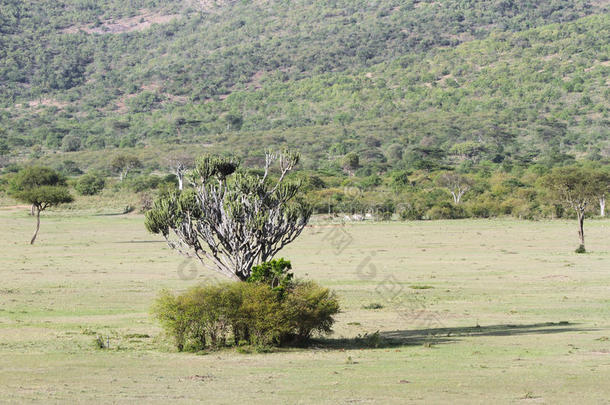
[
  {"x1": 426, "y1": 202, "x2": 467, "y2": 219},
  {"x1": 75, "y1": 172, "x2": 106, "y2": 195},
  {"x1": 152, "y1": 289, "x2": 190, "y2": 351},
  {"x1": 152, "y1": 276, "x2": 340, "y2": 351},
  {"x1": 235, "y1": 282, "x2": 287, "y2": 346},
  {"x1": 122, "y1": 175, "x2": 168, "y2": 193},
  {"x1": 57, "y1": 160, "x2": 83, "y2": 176},
  {"x1": 61, "y1": 135, "x2": 81, "y2": 152},
  {"x1": 466, "y1": 201, "x2": 495, "y2": 218},
  {"x1": 282, "y1": 281, "x2": 340, "y2": 343}
]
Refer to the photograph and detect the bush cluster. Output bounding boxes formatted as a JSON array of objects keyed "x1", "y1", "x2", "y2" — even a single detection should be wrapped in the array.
[
  {"x1": 152, "y1": 263, "x2": 339, "y2": 351},
  {"x1": 75, "y1": 172, "x2": 105, "y2": 195}
]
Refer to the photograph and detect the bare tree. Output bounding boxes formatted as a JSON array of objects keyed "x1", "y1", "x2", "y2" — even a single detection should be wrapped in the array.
[
  {"x1": 145, "y1": 151, "x2": 312, "y2": 281},
  {"x1": 592, "y1": 170, "x2": 609, "y2": 217},
  {"x1": 165, "y1": 152, "x2": 195, "y2": 190},
  {"x1": 436, "y1": 172, "x2": 473, "y2": 204}
]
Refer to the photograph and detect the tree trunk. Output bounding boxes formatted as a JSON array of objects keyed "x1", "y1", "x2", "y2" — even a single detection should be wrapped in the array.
[
  {"x1": 30, "y1": 204, "x2": 35, "y2": 216},
  {"x1": 600, "y1": 196, "x2": 606, "y2": 217},
  {"x1": 30, "y1": 208, "x2": 41, "y2": 245},
  {"x1": 577, "y1": 211, "x2": 585, "y2": 248}
]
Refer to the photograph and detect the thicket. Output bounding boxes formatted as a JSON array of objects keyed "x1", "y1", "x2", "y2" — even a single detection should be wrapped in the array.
[{"x1": 152, "y1": 260, "x2": 340, "y2": 351}]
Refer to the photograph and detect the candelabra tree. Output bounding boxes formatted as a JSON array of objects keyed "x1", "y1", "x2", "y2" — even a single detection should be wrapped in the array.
[{"x1": 145, "y1": 151, "x2": 312, "y2": 280}]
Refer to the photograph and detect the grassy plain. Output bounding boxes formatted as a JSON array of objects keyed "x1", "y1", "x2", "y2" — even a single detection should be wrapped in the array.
[{"x1": 0, "y1": 206, "x2": 609, "y2": 404}]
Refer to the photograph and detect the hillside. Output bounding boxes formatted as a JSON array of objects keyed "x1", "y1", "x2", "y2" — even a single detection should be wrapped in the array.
[{"x1": 0, "y1": 0, "x2": 608, "y2": 171}]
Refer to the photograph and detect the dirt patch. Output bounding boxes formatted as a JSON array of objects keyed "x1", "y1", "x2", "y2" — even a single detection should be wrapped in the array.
[
  {"x1": 0, "y1": 205, "x2": 30, "y2": 210},
  {"x1": 63, "y1": 11, "x2": 181, "y2": 35},
  {"x1": 246, "y1": 70, "x2": 266, "y2": 90},
  {"x1": 26, "y1": 99, "x2": 67, "y2": 109}
]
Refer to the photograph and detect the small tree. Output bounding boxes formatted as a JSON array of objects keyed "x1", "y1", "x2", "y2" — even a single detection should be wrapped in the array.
[
  {"x1": 541, "y1": 167, "x2": 599, "y2": 252},
  {"x1": 9, "y1": 167, "x2": 73, "y2": 244},
  {"x1": 145, "y1": 151, "x2": 312, "y2": 281},
  {"x1": 165, "y1": 152, "x2": 195, "y2": 191},
  {"x1": 436, "y1": 172, "x2": 473, "y2": 204},
  {"x1": 111, "y1": 153, "x2": 142, "y2": 181}
]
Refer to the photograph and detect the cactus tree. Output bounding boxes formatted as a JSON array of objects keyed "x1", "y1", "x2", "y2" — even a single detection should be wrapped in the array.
[{"x1": 145, "y1": 151, "x2": 311, "y2": 280}]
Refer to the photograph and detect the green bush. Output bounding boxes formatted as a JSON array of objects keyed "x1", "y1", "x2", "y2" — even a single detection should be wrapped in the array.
[
  {"x1": 427, "y1": 202, "x2": 467, "y2": 220},
  {"x1": 75, "y1": 172, "x2": 106, "y2": 195},
  {"x1": 235, "y1": 282, "x2": 287, "y2": 346},
  {"x1": 152, "y1": 275, "x2": 340, "y2": 351},
  {"x1": 282, "y1": 281, "x2": 340, "y2": 343},
  {"x1": 61, "y1": 135, "x2": 81, "y2": 152},
  {"x1": 248, "y1": 258, "x2": 294, "y2": 294}
]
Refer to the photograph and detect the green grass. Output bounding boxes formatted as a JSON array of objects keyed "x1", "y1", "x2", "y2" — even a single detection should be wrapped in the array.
[{"x1": 0, "y1": 206, "x2": 609, "y2": 403}]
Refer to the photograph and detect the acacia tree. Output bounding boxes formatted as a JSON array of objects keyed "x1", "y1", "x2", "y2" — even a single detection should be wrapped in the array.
[
  {"x1": 111, "y1": 153, "x2": 142, "y2": 181},
  {"x1": 145, "y1": 151, "x2": 312, "y2": 281},
  {"x1": 9, "y1": 167, "x2": 73, "y2": 244},
  {"x1": 541, "y1": 167, "x2": 600, "y2": 252},
  {"x1": 436, "y1": 172, "x2": 473, "y2": 204}
]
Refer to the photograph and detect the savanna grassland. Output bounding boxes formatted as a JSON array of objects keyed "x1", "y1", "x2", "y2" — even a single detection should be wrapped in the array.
[{"x1": 0, "y1": 206, "x2": 608, "y2": 404}]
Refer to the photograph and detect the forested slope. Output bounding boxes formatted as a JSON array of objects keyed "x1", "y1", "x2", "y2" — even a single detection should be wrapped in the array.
[{"x1": 0, "y1": 0, "x2": 608, "y2": 171}]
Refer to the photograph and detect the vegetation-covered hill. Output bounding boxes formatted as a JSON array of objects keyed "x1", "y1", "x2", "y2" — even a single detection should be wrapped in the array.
[{"x1": 0, "y1": 0, "x2": 608, "y2": 172}]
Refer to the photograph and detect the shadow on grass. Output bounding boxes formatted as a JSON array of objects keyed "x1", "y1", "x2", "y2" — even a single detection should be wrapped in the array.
[
  {"x1": 114, "y1": 240, "x2": 165, "y2": 243},
  {"x1": 314, "y1": 322, "x2": 596, "y2": 350},
  {"x1": 93, "y1": 212, "x2": 130, "y2": 216}
]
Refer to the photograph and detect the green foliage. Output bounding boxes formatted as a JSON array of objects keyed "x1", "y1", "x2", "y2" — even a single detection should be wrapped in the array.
[
  {"x1": 0, "y1": 1, "x2": 607, "y2": 176},
  {"x1": 75, "y1": 172, "x2": 106, "y2": 195},
  {"x1": 281, "y1": 280, "x2": 340, "y2": 342},
  {"x1": 9, "y1": 166, "x2": 67, "y2": 192},
  {"x1": 8, "y1": 166, "x2": 73, "y2": 216},
  {"x1": 7, "y1": 166, "x2": 73, "y2": 243},
  {"x1": 121, "y1": 174, "x2": 163, "y2": 193},
  {"x1": 248, "y1": 258, "x2": 294, "y2": 294},
  {"x1": 342, "y1": 152, "x2": 360, "y2": 171},
  {"x1": 10, "y1": 184, "x2": 73, "y2": 208},
  {"x1": 61, "y1": 135, "x2": 81, "y2": 152},
  {"x1": 541, "y1": 166, "x2": 601, "y2": 208},
  {"x1": 110, "y1": 154, "x2": 142, "y2": 180},
  {"x1": 56, "y1": 160, "x2": 83, "y2": 176},
  {"x1": 152, "y1": 279, "x2": 340, "y2": 351},
  {"x1": 0, "y1": 139, "x2": 9, "y2": 156}
]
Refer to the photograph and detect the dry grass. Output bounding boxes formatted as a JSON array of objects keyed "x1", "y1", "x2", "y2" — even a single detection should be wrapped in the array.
[{"x1": 0, "y1": 208, "x2": 609, "y2": 403}]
